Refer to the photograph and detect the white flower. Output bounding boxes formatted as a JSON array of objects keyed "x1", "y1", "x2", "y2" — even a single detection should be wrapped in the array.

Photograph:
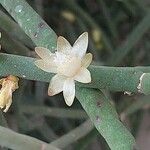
[{"x1": 34, "y1": 32, "x2": 92, "y2": 106}]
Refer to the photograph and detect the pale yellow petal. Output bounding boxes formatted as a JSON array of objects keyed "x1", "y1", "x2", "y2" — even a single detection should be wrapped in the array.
[
  {"x1": 34, "y1": 60, "x2": 57, "y2": 73},
  {"x1": 48, "y1": 74, "x2": 66, "y2": 96},
  {"x1": 0, "y1": 79, "x2": 5, "y2": 85},
  {"x1": 74, "y1": 67, "x2": 91, "y2": 83},
  {"x1": 57, "y1": 36, "x2": 72, "y2": 53},
  {"x1": 3, "y1": 96, "x2": 12, "y2": 113},
  {"x1": 63, "y1": 79, "x2": 75, "y2": 106},
  {"x1": 72, "y1": 32, "x2": 88, "y2": 58},
  {"x1": 35, "y1": 47, "x2": 52, "y2": 60},
  {"x1": 81, "y1": 53, "x2": 92, "y2": 68}
]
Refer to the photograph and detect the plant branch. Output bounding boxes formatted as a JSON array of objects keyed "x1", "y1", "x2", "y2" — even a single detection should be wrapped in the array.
[
  {"x1": 76, "y1": 88, "x2": 136, "y2": 150},
  {"x1": 0, "y1": 10, "x2": 34, "y2": 48},
  {"x1": 0, "y1": 0, "x2": 57, "y2": 51},
  {"x1": 51, "y1": 119, "x2": 94, "y2": 148},
  {"x1": 20, "y1": 105, "x2": 87, "y2": 119},
  {"x1": 1, "y1": 29, "x2": 30, "y2": 56},
  {"x1": 108, "y1": 10, "x2": 150, "y2": 65},
  {"x1": 1, "y1": 53, "x2": 150, "y2": 94},
  {"x1": 121, "y1": 95, "x2": 150, "y2": 120},
  {"x1": 0, "y1": 126, "x2": 60, "y2": 150}
]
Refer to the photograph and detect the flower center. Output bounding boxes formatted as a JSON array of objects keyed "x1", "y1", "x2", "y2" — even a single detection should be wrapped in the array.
[{"x1": 54, "y1": 52, "x2": 81, "y2": 77}]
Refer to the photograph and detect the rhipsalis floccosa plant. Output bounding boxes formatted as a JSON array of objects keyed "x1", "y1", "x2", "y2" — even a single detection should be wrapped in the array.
[{"x1": 0, "y1": 0, "x2": 150, "y2": 150}]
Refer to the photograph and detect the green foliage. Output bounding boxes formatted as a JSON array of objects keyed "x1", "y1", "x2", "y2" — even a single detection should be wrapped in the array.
[
  {"x1": 0, "y1": 0, "x2": 57, "y2": 51},
  {"x1": 108, "y1": 11, "x2": 150, "y2": 65},
  {"x1": 0, "y1": 126, "x2": 60, "y2": 150}
]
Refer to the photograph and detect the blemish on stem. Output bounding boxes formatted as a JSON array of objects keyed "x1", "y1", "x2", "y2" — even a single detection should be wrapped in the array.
[
  {"x1": 34, "y1": 32, "x2": 38, "y2": 38},
  {"x1": 38, "y1": 22, "x2": 45, "y2": 28},
  {"x1": 96, "y1": 101, "x2": 102, "y2": 107}
]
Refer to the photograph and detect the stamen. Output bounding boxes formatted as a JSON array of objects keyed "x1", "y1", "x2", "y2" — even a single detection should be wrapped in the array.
[{"x1": 54, "y1": 52, "x2": 72, "y2": 64}]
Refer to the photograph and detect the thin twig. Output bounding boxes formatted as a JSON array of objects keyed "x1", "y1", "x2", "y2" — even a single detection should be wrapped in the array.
[
  {"x1": 0, "y1": 126, "x2": 60, "y2": 150},
  {"x1": 51, "y1": 119, "x2": 93, "y2": 148},
  {"x1": 20, "y1": 105, "x2": 87, "y2": 119}
]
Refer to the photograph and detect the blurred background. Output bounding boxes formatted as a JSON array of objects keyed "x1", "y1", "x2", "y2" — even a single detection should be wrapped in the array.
[{"x1": 0, "y1": 0, "x2": 150, "y2": 149}]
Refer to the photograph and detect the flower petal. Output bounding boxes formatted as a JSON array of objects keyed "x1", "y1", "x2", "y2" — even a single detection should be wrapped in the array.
[
  {"x1": 74, "y1": 67, "x2": 91, "y2": 83},
  {"x1": 3, "y1": 96, "x2": 12, "y2": 113},
  {"x1": 48, "y1": 74, "x2": 66, "y2": 96},
  {"x1": 57, "y1": 36, "x2": 72, "y2": 53},
  {"x1": 81, "y1": 53, "x2": 92, "y2": 68},
  {"x1": 34, "y1": 60, "x2": 57, "y2": 73},
  {"x1": 35, "y1": 47, "x2": 52, "y2": 60},
  {"x1": 63, "y1": 79, "x2": 75, "y2": 106},
  {"x1": 72, "y1": 32, "x2": 88, "y2": 58}
]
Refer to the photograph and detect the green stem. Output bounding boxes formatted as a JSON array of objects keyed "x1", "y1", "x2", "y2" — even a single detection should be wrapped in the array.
[
  {"x1": 13, "y1": 80, "x2": 30, "y2": 132},
  {"x1": 135, "y1": 0, "x2": 150, "y2": 12},
  {"x1": 0, "y1": 10, "x2": 34, "y2": 48},
  {"x1": 75, "y1": 129, "x2": 100, "y2": 150},
  {"x1": 0, "y1": 0, "x2": 57, "y2": 51},
  {"x1": 76, "y1": 88, "x2": 135, "y2": 150},
  {"x1": 108, "y1": 11, "x2": 150, "y2": 65},
  {"x1": 0, "y1": 110, "x2": 7, "y2": 127},
  {"x1": 63, "y1": 0, "x2": 114, "y2": 52},
  {"x1": 121, "y1": 95, "x2": 150, "y2": 119},
  {"x1": 37, "y1": 121, "x2": 58, "y2": 142},
  {"x1": 1, "y1": 0, "x2": 150, "y2": 95},
  {"x1": 20, "y1": 105, "x2": 87, "y2": 119},
  {"x1": 1, "y1": 30, "x2": 30, "y2": 56},
  {"x1": 51, "y1": 120, "x2": 94, "y2": 148},
  {"x1": 97, "y1": 0, "x2": 118, "y2": 39},
  {"x1": 1, "y1": 53, "x2": 150, "y2": 94},
  {"x1": 0, "y1": 126, "x2": 60, "y2": 150}
]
